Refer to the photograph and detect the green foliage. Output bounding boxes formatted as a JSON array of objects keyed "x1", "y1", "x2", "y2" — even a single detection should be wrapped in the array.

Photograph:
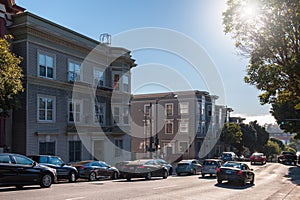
[
  {"x1": 0, "y1": 35, "x2": 24, "y2": 116},
  {"x1": 284, "y1": 146, "x2": 297, "y2": 154},
  {"x1": 263, "y1": 140, "x2": 281, "y2": 159},
  {"x1": 240, "y1": 123, "x2": 257, "y2": 152},
  {"x1": 220, "y1": 122, "x2": 243, "y2": 150},
  {"x1": 270, "y1": 137, "x2": 285, "y2": 151},
  {"x1": 223, "y1": 0, "x2": 300, "y2": 136},
  {"x1": 250, "y1": 121, "x2": 269, "y2": 151}
]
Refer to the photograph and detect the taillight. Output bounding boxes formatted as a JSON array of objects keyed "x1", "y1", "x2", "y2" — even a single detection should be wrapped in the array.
[
  {"x1": 80, "y1": 166, "x2": 87, "y2": 170},
  {"x1": 216, "y1": 168, "x2": 221, "y2": 173},
  {"x1": 237, "y1": 171, "x2": 243, "y2": 175},
  {"x1": 137, "y1": 165, "x2": 145, "y2": 169}
]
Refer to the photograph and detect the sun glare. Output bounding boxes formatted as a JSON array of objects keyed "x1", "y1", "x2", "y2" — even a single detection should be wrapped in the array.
[{"x1": 239, "y1": 0, "x2": 260, "y2": 22}]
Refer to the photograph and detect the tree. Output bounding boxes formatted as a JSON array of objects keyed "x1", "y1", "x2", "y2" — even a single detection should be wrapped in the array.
[
  {"x1": 0, "y1": 35, "x2": 24, "y2": 116},
  {"x1": 250, "y1": 121, "x2": 269, "y2": 152},
  {"x1": 220, "y1": 122, "x2": 243, "y2": 151},
  {"x1": 223, "y1": 0, "x2": 300, "y2": 136},
  {"x1": 270, "y1": 137, "x2": 285, "y2": 151},
  {"x1": 263, "y1": 140, "x2": 281, "y2": 160},
  {"x1": 240, "y1": 123, "x2": 257, "y2": 152}
]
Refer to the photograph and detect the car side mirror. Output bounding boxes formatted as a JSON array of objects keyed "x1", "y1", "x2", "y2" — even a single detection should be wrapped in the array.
[{"x1": 32, "y1": 161, "x2": 37, "y2": 167}]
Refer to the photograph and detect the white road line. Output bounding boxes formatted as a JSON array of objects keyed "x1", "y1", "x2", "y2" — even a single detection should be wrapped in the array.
[
  {"x1": 65, "y1": 197, "x2": 86, "y2": 200},
  {"x1": 153, "y1": 185, "x2": 177, "y2": 190}
]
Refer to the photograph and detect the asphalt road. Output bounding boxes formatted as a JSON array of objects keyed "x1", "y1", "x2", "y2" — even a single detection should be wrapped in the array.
[{"x1": 0, "y1": 162, "x2": 299, "y2": 200}]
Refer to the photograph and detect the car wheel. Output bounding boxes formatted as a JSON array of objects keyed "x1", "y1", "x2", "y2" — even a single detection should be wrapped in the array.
[
  {"x1": 69, "y1": 171, "x2": 76, "y2": 183},
  {"x1": 145, "y1": 172, "x2": 151, "y2": 180},
  {"x1": 162, "y1": 170, "x2": 168, "y2": 179},
  {"x1": 192, "y1": 169, "x2": 196, "y2": 175},
  {"x1": 111, "y1": 172, "x2": 118, "y2": 180},
  {"x1": 177, "y1": 173, "x2": 181, "y2": 176},
  {"x1": 202, "y1": 174, "x2": 205, "y2": 177},
  {"x1": 126, "y1": 177, "x2": 131, "y2": 181},
  {"x1": 217, "y1": 179, "x2": 222, "y2": 184},
  {"x1": 250, "y1": 175, "x2": 255, "y2": 184},
  {"x1": 15, "y1": 185, "x2": 24, "y2": 189},
  {"x1": 40, "y1": 173, "x2": 52, "y2": 188},
  {"x1": 250, "y1": 162, "x2": 253, "y2": 165},
  {"x1": 88, "y1": 172, "x2": 97, "y2": 181}
]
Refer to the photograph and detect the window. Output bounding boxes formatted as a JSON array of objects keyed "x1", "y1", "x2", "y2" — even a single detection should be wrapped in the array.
[
  {"x1": 14, "y1": 155, "x2": 34, "y2": 165},
  {"x1": 144, "y1": 119, "x2": 150, "y2": 135},
  {"x1": 68, "y1": 61, "x2": 81, "y2": 82},
  {"x1": 123, "y1": 107, "x2": 129, "y2": 125},
  {"x1": 95, "y1": 102, "x2": 106, "y2": 125},
  {"x1": 69, "y1": 141, "x2": 81, "y2": 162},
  {"x1": 165, "y1": 121, "x2": 173, "y2": 134},
  {"x1": 115, "y1": 139, "x2": 123, "y2": 157},
  {"x1": 179, "y1": 102, "x2": 189, "y2": 114},
  {"x1": 165, "y1": 104, "x2": 173, "y2": 116},
  {"x1": 38, "y1": 53, "x2": 54, "y2": 79},
  {"x1": 144, "y1": 104, "x2": 151, "y2": 118},
  {"x1": 123, "y1": 75, "x2": 129, "y2": 92},
  {"x1": 113, "y1": 107, "x2": 120, "y2": 124},
  {"x1": 207, "y1": 105, "x2": 212, "y2": 117},
  {"x1": 38, "y1": 96, "x2": 55, "y2": 122},
  {"x1": 113, "y1": 73, "x2": 120, "y2": 90},
  {"x1": 68, "y1": 100, "x2": 82, "y2": 123},
  {"x1": 94, "y1": 69, "x2": 105, "y2": 87},
  {"x1": 39, "y1": 141, "x2": 55, "y2": 155},
  {"x1": 179, "y1": 119, "x2": 189, "y2": 133},
  {"x1": 179, "y1": 142, "x2": 188, "y2": 153}
]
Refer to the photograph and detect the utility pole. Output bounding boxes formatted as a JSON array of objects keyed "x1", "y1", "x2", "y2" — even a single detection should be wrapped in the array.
[{"x1": 149, "y1": 103, "x2": 153, "y2": 158}]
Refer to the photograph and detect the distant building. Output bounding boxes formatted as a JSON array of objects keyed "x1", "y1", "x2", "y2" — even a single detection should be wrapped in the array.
[
  {"x1": 266, "y1": 124, "x2": 295, "y2": 145},
  {"x1": 130, "y1": 90, "x2": 227, "y2": 162},
  {"x1": 0, "y1": 0, "x2": 136, "y2": 165}
]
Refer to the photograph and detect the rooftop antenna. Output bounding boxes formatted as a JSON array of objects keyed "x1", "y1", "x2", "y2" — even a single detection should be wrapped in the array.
[{"x1": 100, "y1": 33, "x2": 111, "y2": 45}]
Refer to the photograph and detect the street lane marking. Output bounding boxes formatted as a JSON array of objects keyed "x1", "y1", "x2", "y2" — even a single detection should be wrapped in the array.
[
  {"x1": 153, "y1": 185, "x2": 177, "y2": 190},
  {"x1": 66, "y1": 197, "x2": 86, "y2": 200}
]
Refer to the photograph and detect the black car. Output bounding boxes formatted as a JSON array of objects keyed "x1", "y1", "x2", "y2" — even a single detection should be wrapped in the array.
[
  {"x1": 154, "y1": 159, "x2": 173, "y2": 175},
  {"x1": 217, "y1": 161, "x2": 255, "y2": 186},
  {"x1": 121, "y1": 159, "x2": 168, "y2": 181},
  {"x1": 29, "y1": 155, "x2": 78, "y2": 182},
  {"x1": 73, "y1": 160, "x2": 119, "y2": 181},
  {"x1": 0, "y1": 153, "x2": 57, "y2": 189}
]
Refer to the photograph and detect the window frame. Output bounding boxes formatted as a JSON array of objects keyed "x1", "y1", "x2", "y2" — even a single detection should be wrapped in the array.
[
  {"x1": 68, "y1": 60, "x2": 81, "y2": 82},
  {"x1": 165, "y1": 120, "x2": 173, "y2": 134},
  {"x1": 37, "y1": 50, "x2": 56, "y2": 79},
  {"x1": 94, "y1": 102, "x2": 106, "y2": 125},
  {"x1": 37, "y1": 95, "x2": 56, "y2": 122},
  {"x1": 165, "y1": 103, "x2": 173, "y2": 116},
  {"x1": 94, "y1": 68, "x2": 105, "y2": 87},
  {"x1": 68, "y1": 99, "x2": 83, "y2": 123}
]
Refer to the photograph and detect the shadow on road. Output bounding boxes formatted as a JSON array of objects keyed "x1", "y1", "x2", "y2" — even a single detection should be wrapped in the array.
[
  {"x1": 214, "y1": 182, "x2": 254, "y2": 190},
  {"x1": 114, "y1": 178, "x2": 165, "y2": 183},
  {"x1": 286, "y1": 165, "x2": 300, "y2": 186}
]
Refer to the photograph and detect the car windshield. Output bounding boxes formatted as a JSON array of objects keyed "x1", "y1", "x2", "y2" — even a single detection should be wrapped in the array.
[
  {"x1": 50, "y1": 157, "x2": 64, "y2": 165},
  {"x1": 252, "y1": 153, "x2": 263, "y2": 156}
]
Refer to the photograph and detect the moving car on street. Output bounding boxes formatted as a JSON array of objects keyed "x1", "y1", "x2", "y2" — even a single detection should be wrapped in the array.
[
  {"x1": 201, "y1": 159, "x2": 222, "y2": 177},
  {"x1": 175, "y1": 159, "x2": 202, "y2": 176},
  {"x1": 220, "y1": 152, "x2": 238, "y2": 162},
  {"x1": 121, "y1": 159, "x2": 168, "y2": 181},
  {"x1": 250, "y1": 152, "x2": 266, "y2": 165},
  {"x1": 73, "y1": 160, "x2": 119, "y2": 181},
  {"x1": 29, "y1": 155, "x2": 78, "y2": 182},
  {"x1": 216, "y1": 161, "x2": 255, "y2": 186},
  {"x1": 0, "y1": 153, "x2": 57, "y2": 189}
]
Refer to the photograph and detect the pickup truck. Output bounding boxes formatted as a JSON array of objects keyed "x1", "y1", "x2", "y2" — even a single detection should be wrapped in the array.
[{"x1": 277, "y1": 151, "x2": 298, "y2": 165}]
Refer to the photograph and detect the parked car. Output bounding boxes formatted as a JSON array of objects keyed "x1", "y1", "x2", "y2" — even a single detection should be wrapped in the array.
[
  {"x1": 201, "y1": 159, "x2": 223, "y2": 177},
  {"x1": 250, "y1": 152, "x2": 266, "y2": 165},
  {"x1": 175, "y1": 159, "x2": 202, "y2": 176},
  {"x1": 115, "y1": 161, "x2": 130, "y2": 179},
  {"x1": 154, "y1": 159, "x2": 173, "y2": 175},
  {"x1": 29, "y1": 155, "x2": 78, "y2": 182},
  {"x1": 216, "y1": 161, "x2": 255, "y2": 186},
  {"x1": 0, "y1": 153, "x2": 57, "y2": 189},
  {"x1": 73, "y1": 160, "x2": 119, "y2": 181},
  {"x1": 121, "y1": 159, "x2": 168, "y2": 181},
  {"x1": 278, "y1": 151, "x2": 298, "y2": 165},
  {"x1": 220, "y1": 152, "x2": 238, "y2": 162}
]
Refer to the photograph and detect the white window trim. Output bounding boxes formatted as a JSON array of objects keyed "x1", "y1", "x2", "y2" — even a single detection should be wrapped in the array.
[
  {"x1": 68, "y1": 59, "x2": 82, "y2": 82},
  {"x1": 38, "y1": 138, "x2": 57, "y2": 155},
  {"x1": 165, "y1": 103, "x2": 174, "y2": 116},
  {"x1": 178, "y1": 141, "x2": 189, "y2": 153},
  {"x1": 113, "y1": 106, "x2": 120, "y2": 125},
  {"x1": 68, "y1": 99, "x2": 83, "y2": 123},
  {"x1": 122, "y1": 107, "x2": 130, "y2": 125},
  {"x1": 179, "y1": 119, "x2": 189, "y2": 133},
  {"x1": 122, "y1": 74, "x2": 130, "y2": 93},
  {"x1": 179, "y1": 102, "x2": 189, "y2": 115},
  {"x1": 165, "y1": 120, "x2": 173, "y2": 134},
  {"x1": 94, "y1": 102, "x2": 106, "y2": 125},
  {"x1": 112, "y1": 72, "x2": 121, "y2": 91},
  {"x1": 68, "y1": 140, "x2": 83, "y2": 162},
  {"x1": 37, "y1": 50, "x2": 56, "y2": 79},
  {"x1": 37, "y1": 94, "x2": 56, "y2": 123}
]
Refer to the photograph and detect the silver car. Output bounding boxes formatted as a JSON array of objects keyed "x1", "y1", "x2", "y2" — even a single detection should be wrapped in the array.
[{"x1": 201, "y1": 159, "x2": 222, "y2": 177}]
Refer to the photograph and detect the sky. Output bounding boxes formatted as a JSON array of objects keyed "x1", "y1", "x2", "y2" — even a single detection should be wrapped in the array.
[{"x1": 15, "y1": 0, "x2": 275, "y2": 125}]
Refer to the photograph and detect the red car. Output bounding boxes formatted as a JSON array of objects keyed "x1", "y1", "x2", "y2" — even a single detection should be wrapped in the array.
[{"x1": 250, "y1": 152, "x2": 266, "y2": 165}]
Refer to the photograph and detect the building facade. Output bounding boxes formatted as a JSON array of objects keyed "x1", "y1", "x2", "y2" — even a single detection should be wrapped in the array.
[
  {"x1": 1, "y1": 1, "x2": 136, "y2": 165},
  {"x1": 130, "y1": 91, "x2": 227, "y2": 162}
]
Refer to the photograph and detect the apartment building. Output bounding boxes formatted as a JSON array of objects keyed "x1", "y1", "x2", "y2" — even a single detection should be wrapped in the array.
[
  {"x1": 130, "y1": 91, "x2": 227, "y2": 162},
  {"x1": 1, "y1": 0, "x2": 136, "y2": 165}
]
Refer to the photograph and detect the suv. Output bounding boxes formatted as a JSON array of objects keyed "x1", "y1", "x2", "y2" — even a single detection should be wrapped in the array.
[
  {"x1": 220, "y1": 152, "x2": 238, "y2": 162},
  {"x1": 201, "y1": 159, "x2": 223, "y2": 177},
  {"x1": 0, "y1": 153, "x2": 57, "y2": 188},
  {"x1": 29, "y1": 155, "x2": 78, "y2": 182},
  {"x1": 278, "y1": 151, "x2": 298, "y2": 165}
]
